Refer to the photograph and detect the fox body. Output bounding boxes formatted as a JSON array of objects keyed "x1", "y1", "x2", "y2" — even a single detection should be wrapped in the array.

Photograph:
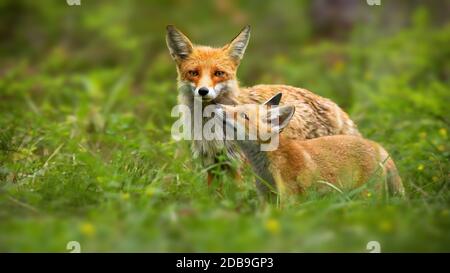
[
  {"x1": 166, "y1": 25, "x2": 360, "y2": 182},
  {"x1": 215, "y1": 98, "x2": 405, "y2": 199}
]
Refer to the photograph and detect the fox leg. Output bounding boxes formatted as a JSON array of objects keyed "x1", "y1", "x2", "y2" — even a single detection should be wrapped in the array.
[
  {"x1": 233, "y1": 166, "x2": 245, "y2": 186},
  {"x1": 202, "y1": 154, "x2": 217, "y2": 187},
  {"x1": 207, "y1": 171, "x2": 214, "y2": 186},
  {"x1": 234, "y1": 167, "x2": 242, "y2": 181},
  {"x1": 205, "y1": 153, "x2": 244, "y2": 186},
  {"x1": 233, "y1": 156, "x2": 250, "y2": 186}
]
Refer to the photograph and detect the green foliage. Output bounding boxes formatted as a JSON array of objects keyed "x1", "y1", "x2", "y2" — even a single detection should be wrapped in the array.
[{"x1": 0, "y1": 1, "x2": 449, "y2": 252}]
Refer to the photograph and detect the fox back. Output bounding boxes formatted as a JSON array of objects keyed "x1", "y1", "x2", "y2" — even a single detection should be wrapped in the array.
[{"x1": 270, "y1": 135, "x2": 405, "y2": 197}]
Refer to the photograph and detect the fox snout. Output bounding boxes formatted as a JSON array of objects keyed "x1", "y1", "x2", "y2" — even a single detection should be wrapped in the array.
[
  {"x1": 194, "y1": 85, "x2": 218, "y2": 101},
  {"x1": 193, "y1": 80, "x2": 232, "y2": 101},
  {"x1": 198, "y1": 87, "x2": 209, "y2": 96}
]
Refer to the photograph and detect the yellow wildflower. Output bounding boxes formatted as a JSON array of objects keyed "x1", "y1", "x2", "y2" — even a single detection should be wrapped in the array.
[
  {"x1": 121, "y1": 192, "x2": 130, "y2": 200},
  {"x1": 333, "y1": 59, "x2": 345, "y2": 73},
  {"x1": 145, "y1": 187, "x2": 156, "y2": 197},
  {"x1": 417, "y1": 164, "x2": 424, "y2": 171},
  {"x1": 80, "y1": 222, "x2": 96, "y2": 237},
  {"x1": 265, "y1": 218, "x2": 281, "y2": 235},
  {"x1": 378, "y1": 220, "x2": 393, "y2": 233}
]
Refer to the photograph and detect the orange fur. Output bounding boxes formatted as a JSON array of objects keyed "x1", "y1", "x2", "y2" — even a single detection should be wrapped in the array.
[
  {"x1": 267, "y1": 135, "x2": 404, "y2": 196},
  {"x1": 178, "y1": 46, "x2": 238, "y2": 86}
]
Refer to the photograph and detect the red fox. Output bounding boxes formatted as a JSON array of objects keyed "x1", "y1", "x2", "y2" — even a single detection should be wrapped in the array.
[
  {"x1": 214, "y1": 93, "x2": 405, "y2": 200},
  {"x1": 166, "y1": 25, "x2": 360, "y2": 185}
]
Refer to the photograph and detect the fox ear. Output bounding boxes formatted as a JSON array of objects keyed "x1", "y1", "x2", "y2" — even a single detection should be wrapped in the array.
[
  {"x1": 268, "y1": 105, "x2": 295, "y2": 133},
  {"x1": 225, "y1": 25, "x2": 251, "y2": 63},
  {"x1": 263, "y1": 93, "x2": 282, "y2": 106},
  {"x1": 166, "y1": 25, "x2": 194, "y2": 61},
  {"x1": 278, "y1": 105, "x2": 295, "y2": 130}
]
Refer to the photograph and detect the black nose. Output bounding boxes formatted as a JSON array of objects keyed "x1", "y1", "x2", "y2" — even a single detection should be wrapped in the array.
[{"x1": 198, "y1": 87, "x2": 209, "y2": 96}]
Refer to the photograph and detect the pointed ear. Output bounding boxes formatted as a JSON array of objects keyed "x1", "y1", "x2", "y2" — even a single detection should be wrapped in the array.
[
  {"x1": 268, "y1": 105, "x2": 295, "y2": 133},
  {"x1": 263, "y1": 93, "x2": 282, "y2": 106},
  {"x1": 277, "y1": 105, "x2": 295, "y2": 130},
  {"x1": 224, "y1": 25, "x2": 251, "y2": 63},
  {"x1": 166, "y1": 25, "x2": 194, "y2": 61}
]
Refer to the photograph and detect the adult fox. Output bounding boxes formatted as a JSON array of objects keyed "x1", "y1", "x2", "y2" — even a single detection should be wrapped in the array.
[{"x1": 166, "y1": 25, "x2": 360, "y2": 185}]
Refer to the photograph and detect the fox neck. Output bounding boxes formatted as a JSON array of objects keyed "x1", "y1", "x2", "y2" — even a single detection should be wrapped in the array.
[
  {"x1": 176, "y1": 77, "x2": 241, "y2": 164},
  {"x1": 236, "y1": 139, "x2": 277, "y2": 197}
]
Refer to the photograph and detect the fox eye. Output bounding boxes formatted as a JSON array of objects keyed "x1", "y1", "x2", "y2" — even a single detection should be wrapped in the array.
[
  {"x1": 214, "y1": 70, "x2": 225, "y2": 77},
  {"x1": 240, "y1": 112, "x2": 249, "y2": 120},
  {"x1": 188, "y1": 70, "x2": 199, "y2": 77}
]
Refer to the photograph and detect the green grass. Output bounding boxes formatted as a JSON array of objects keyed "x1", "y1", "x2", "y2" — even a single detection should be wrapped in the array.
[{"x1": 0, "y1": 1, "x2": 449, "y2": 252}]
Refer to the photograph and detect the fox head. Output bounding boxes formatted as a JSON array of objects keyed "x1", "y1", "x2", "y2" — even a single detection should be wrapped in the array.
[
  {"x1": 215, "y1": 93, "x2": 295, "y2": 143},
  {"x1": 166, "y1": 25, "x2": 251, "y2": 102}
]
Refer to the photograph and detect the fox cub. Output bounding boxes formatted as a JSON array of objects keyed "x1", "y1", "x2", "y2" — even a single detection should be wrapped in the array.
[
  {"x1": 214, "y1": 93, "x2": 405, "y2": 200},
  {"x1": 166, "y1": 25, "x2": 360, "y2": 185}
]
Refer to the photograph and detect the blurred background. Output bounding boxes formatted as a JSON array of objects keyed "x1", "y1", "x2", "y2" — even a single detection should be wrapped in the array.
[{"x1": 0, "y1": 0, "x2": 449, "y2": 252}]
